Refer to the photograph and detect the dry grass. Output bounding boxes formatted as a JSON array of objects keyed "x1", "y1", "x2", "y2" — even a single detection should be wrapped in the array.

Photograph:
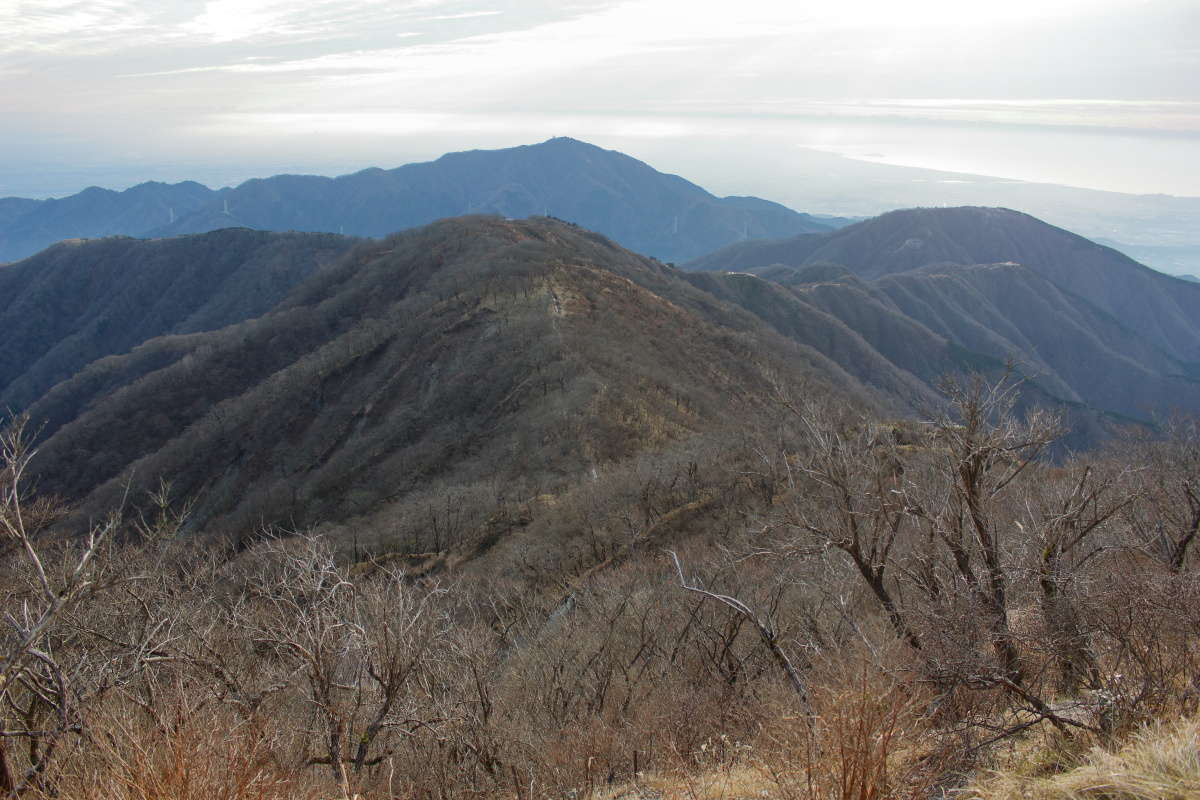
[
  {"x1": 43, "y1": 706, "x2": 324, "y2": 800},
  {"x1": 756, "y1": 654, "x2": 944, "y2": 800},
  {"x1": 588, "y1": 653, "x2": 945, "y2": 800},
  {"x1": 591, "y1": 763, "x2": 774, "y2": 800},
  {"x1": 969, "y1": 716, "x2": 1200, "y2": 800}
]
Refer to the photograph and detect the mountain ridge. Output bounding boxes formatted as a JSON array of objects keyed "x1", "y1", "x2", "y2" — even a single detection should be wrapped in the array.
[
  {"x1": 689, "y1": 206, "x2": 1200, "y2": 364},
  {"x1": 0, "y1": 138, "x2": 836, "y2": 263}
]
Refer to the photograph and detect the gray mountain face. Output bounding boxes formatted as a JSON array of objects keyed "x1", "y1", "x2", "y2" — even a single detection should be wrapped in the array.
[
  {"x1": 0, "y1": 182, "x2": 215, "y2": 263},
  {"x1": 0, "y1": 138, "x2": 834, "y2": 263}
]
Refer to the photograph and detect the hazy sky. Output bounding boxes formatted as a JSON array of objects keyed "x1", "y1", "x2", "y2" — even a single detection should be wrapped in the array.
[{"x1": 3, "y1": 0, "x2": 1199, "y2": 200}]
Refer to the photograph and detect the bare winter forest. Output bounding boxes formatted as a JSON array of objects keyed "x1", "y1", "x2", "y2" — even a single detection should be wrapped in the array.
[{"x1": 3, "y1": 372, "x2": 1198, "y2": 800}]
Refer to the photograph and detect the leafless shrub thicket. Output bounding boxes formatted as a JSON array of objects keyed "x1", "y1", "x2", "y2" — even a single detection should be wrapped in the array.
[{"x1": 1, "y1": 373, "x2": 1198, "y2": 799}]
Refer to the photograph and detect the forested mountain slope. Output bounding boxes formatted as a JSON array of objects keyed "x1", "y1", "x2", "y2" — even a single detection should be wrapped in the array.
[
  {"x1": 7, "y1": 209, "x2": 1198, "y2": 543},
  {"x1": 20, "y1": 217, "x2": 880, "y2": 538},
  {"x1": 0, "y1": 229, "x2": 352, "y2": 412},
  {"x1": 690, "y1": 206, "x2": 1200, "y2": 363}
]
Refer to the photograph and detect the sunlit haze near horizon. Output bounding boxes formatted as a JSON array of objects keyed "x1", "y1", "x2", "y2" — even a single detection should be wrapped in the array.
[{"x1": 3, "y1": 0, "x2": 1198, "y2": 203}]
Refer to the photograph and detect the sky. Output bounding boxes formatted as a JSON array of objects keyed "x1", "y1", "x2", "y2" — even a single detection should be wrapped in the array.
[{"x1": 2, "y1": 0, "x2": 1199, "y2": 201}]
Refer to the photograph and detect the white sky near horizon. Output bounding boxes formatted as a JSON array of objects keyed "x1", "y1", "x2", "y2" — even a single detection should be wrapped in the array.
[{"x1": 2, "y1": 0, "x2": 1199, "y2": 200}]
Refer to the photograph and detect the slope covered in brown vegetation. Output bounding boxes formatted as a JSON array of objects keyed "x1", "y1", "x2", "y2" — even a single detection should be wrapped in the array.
[
  {"x1": 3, "y1": 374, "x2": 1198, "y2": 800},
  {"x1": 11, "y1": 208, "x2": 1198, "y2": 548},
  {"x1": 20, "y1": 216, "x2": 880, "y2": 544}
]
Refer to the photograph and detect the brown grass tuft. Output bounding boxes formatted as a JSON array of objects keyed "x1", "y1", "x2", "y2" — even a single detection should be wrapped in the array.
[{"x1": 969, "y1": 716, "x2": 1200, "y2": 800}]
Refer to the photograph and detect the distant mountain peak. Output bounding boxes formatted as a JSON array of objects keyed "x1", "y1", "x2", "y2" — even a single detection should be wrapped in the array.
[
  {"x1": 0, "y1": 139, "x2": 837, "y2": 263},
  {"x1": 866, "y1": 205, "x2": 1045, "y2": 227},
  {"x1": 539, "y1": 135, "x2": 595, "y2": 147}
]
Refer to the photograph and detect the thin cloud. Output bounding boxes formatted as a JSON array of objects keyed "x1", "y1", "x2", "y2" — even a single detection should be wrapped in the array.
[
  {"x1": 1, "y1": 0, "x2": 483, "y2": 54},
  {"x1": 0, "y1": 0, "x2": 160, "y2": 55},
  {"x1": 3, "y1": 0, "x2": 1199, "y2": 196},
  {"x1": 422, "y1": 11, "x2": 502, "y2": 20}
]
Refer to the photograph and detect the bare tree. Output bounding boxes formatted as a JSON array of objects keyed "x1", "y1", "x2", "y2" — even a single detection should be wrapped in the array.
[
  {"x1": 668, "y1": 550, "x2": 811, "y2": 710},
  {"x1": 1021, "y1": 461, "x2": 1133, "y2": 693},
  {"x1": 0, "y1": 417, "x2": 109, "y2": 796},
  {"x1": 906, "y1": 373, "x2": 1064, "y2": 688},
  {"x1": 779, "y1": 400, "x2": 924, "y2": 653},
  {"x1": 758, "y1": 372, "x2": 1111, "y2": 744},
  {"x1": 242, "y1": 534, "x2": 447, "y2": 798},
  {"x1": 1125, "y1": 415, "x2": 1200, "y2": 572}
]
